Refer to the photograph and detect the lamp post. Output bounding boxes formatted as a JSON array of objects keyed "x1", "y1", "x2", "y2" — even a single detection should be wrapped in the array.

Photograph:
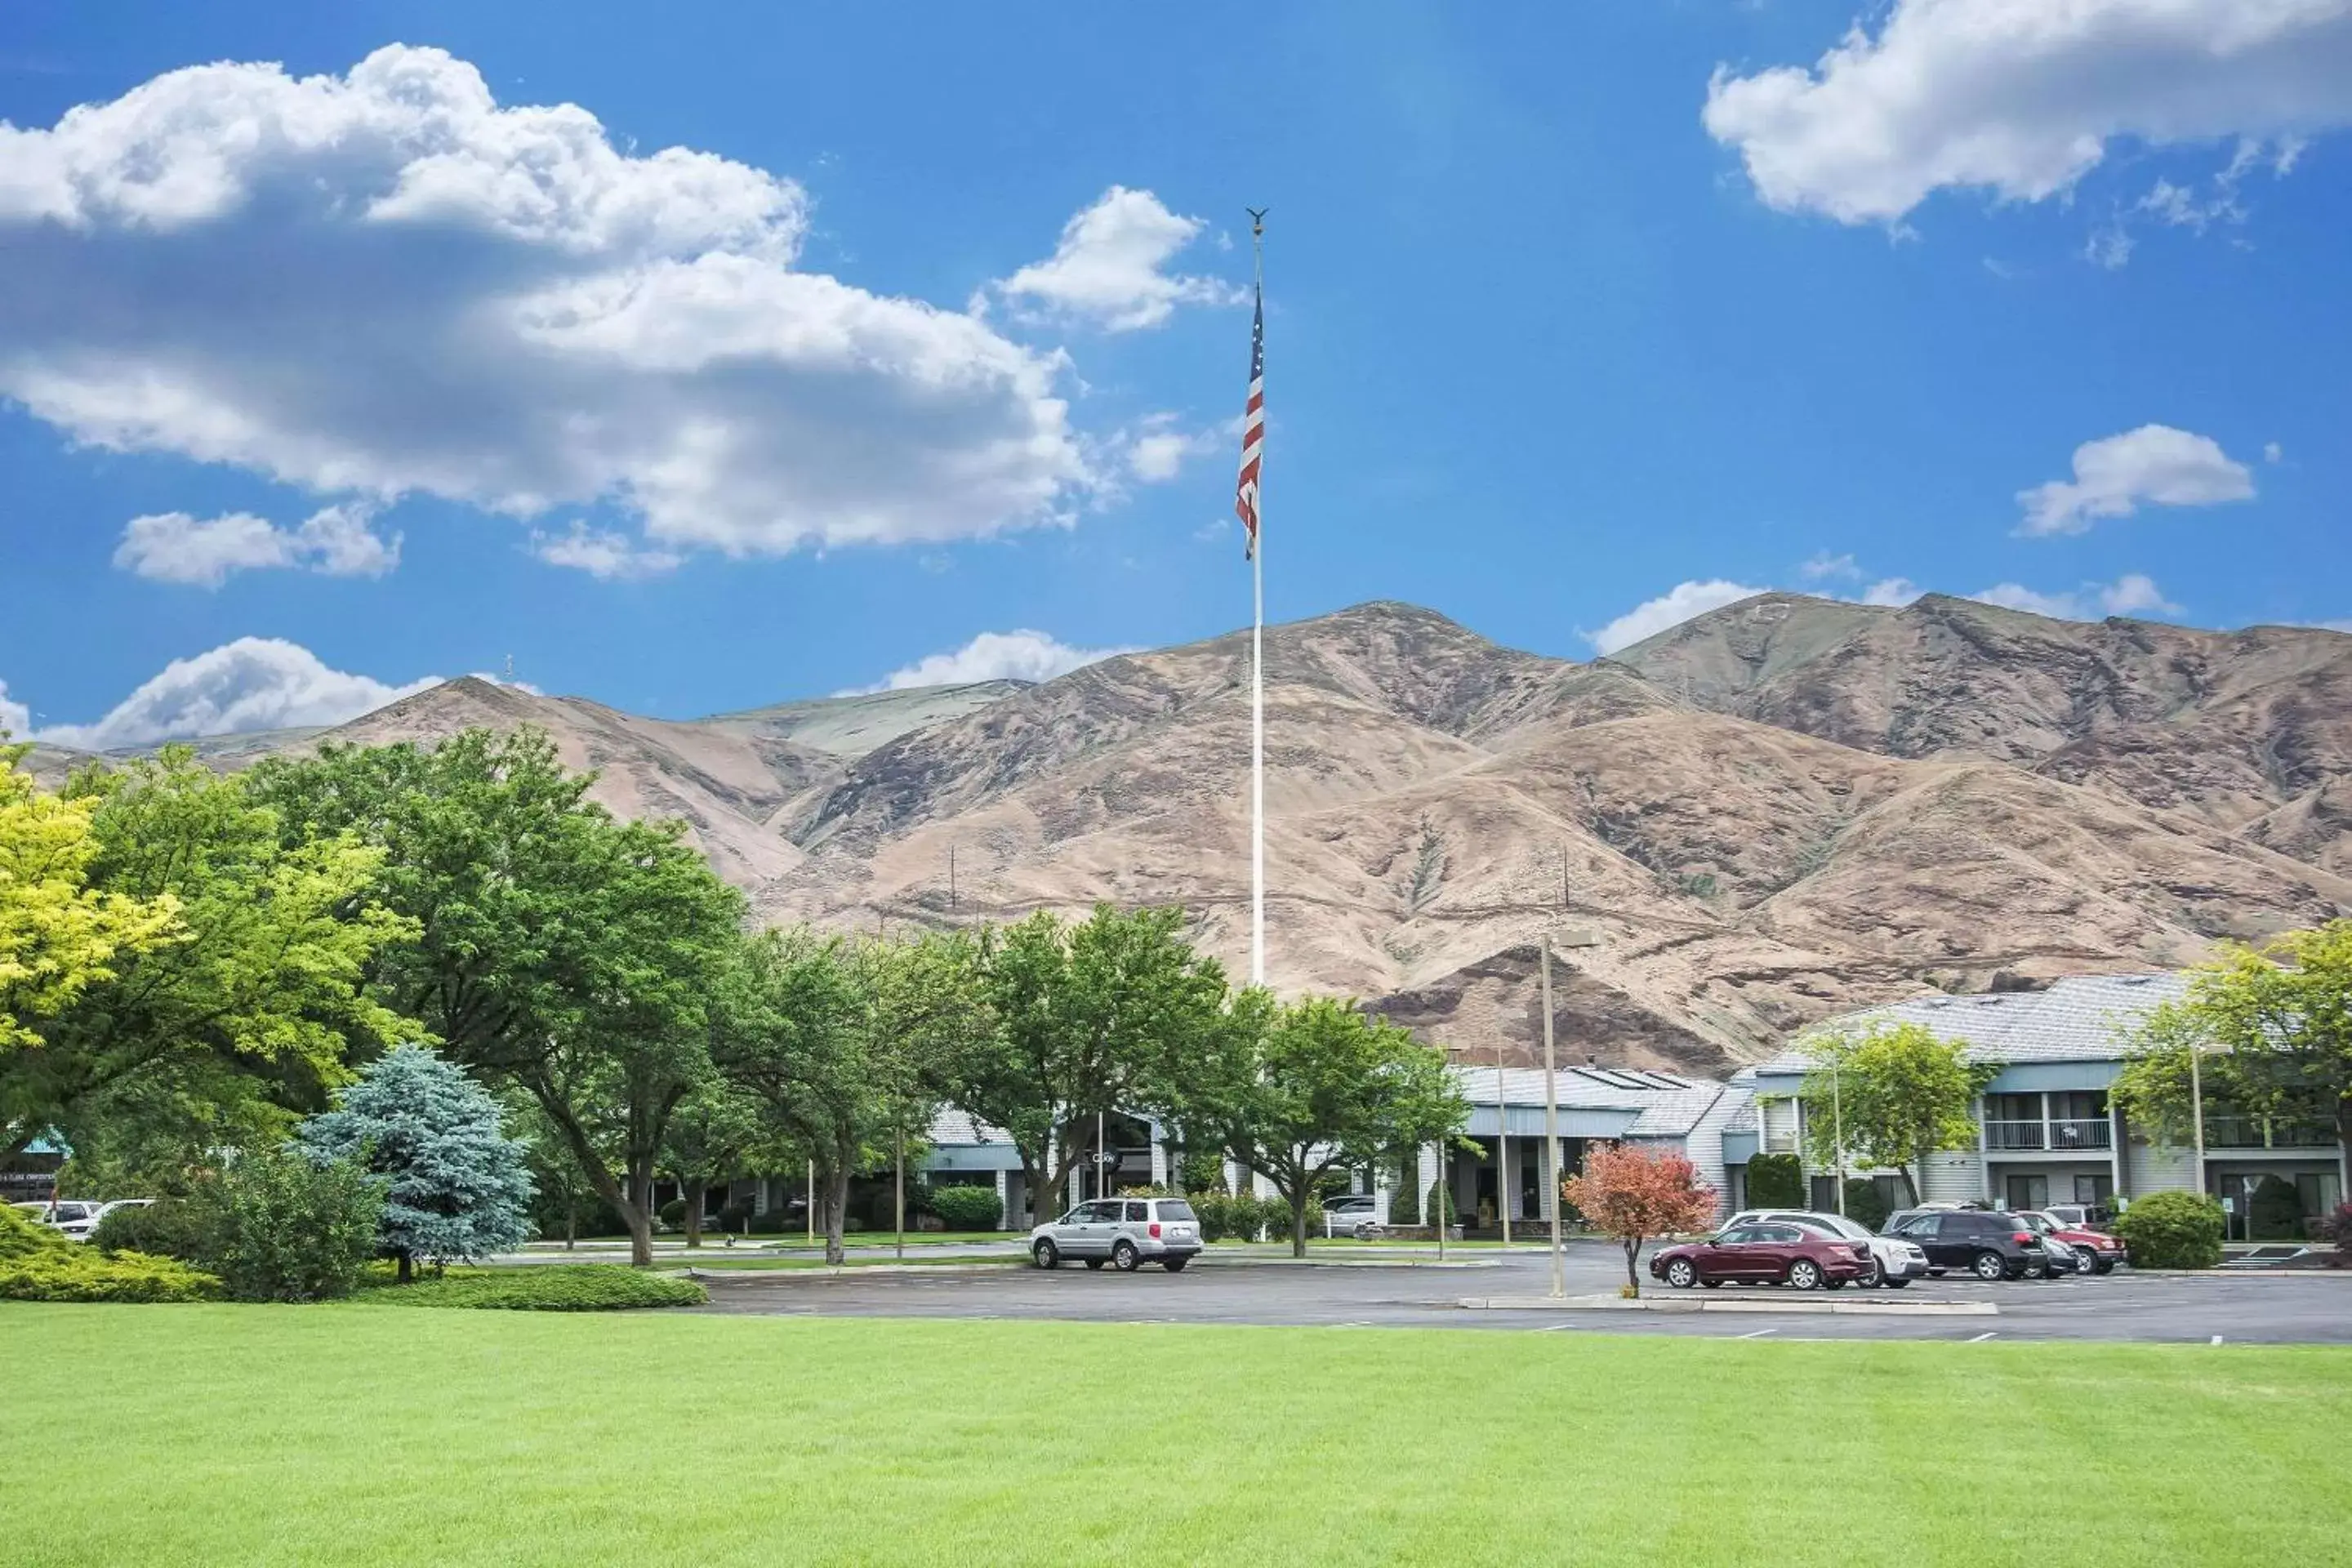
[
  {"x1": 1542, "y1": 931, "x2": 1563, "y2": 1298},
  {"x1": 1832, "y1": 1061, "x2": 1846, "y2": 1217}
]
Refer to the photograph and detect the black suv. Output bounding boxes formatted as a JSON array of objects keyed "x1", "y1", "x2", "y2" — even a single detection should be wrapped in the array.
[{"x1": 1882, "y1": 1208, "x2": 2048, "y2": 1281}]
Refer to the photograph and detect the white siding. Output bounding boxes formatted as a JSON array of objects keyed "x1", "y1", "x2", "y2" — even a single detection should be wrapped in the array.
[
  {"x1": 1761, "y1": 1098, "x2": 1800, "y2": 1154},
  {"x1": 1921, "y1": 1151, "x2": 1985, "y2": 1205},
  {"x1": 1682, "y1": 1089, "x2": 1749, "y2": 1222},
  {"x1": 2127, "y1": 1138, "x2": 2198, "y2": 1199}
]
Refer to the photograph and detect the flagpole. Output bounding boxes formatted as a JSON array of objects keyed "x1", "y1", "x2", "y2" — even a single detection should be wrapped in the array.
[{"x1": 1249, "y1": 208, "x2": 1267, "y2": 990}]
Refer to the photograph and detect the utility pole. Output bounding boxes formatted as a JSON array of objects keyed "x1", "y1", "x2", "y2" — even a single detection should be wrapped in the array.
[
  {"x1": 1496, "y1": 1026, "x2": 1511, "y2": 1248},
  {"x1": 1542, "y1": 931, "x2": 1565, "y2": 1298},
  {"x1": 894, "y1": 1126, "x2": 906, "y2": 1263},
  {"x1": 805, "y1": 1158, "x2": 814, "y2": 1250},
  {"x1": 1832, "y1": 1060, "x2": 1846, "y2": 1216},
  {"x1": 948, "y1": 844, "x2": 956, "y2": 914},
  {"x1": 2189, "y1": 1039, "x2": 2206, "y2": 1207}
]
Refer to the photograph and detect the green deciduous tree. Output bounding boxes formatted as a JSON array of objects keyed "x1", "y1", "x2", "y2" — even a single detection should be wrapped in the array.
[
  {"x1": 658, "y1": 1078, "x2": 769, "y2": 1247},
  {"x1": 298, "y1": 1043, "x2": 535, "y2": 1281},
  {"x1": 8, "y1": 749, "x2": 409, "y2": 1169},
  {"x1": 943, "y1": 905, "x2": 1230, "y2": 1229},
  {"x1": 2116, "y1": 921, "x2": 2352, "y2": 1164},
  {"x1": 1183, "y1": 994, "x2": 1467, "y2": 1257},
  {"x1": 1798, "y1": 1022, "x2": 1989, "y2": 1205},
  {"x1": 251, "y1": 728, "x2": 745, "y2": 1267}
]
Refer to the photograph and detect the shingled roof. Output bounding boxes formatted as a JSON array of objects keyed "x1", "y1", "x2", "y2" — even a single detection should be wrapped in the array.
[{"x1": 1754, "y1": 973, "x2": 2191, "y2": 1075}]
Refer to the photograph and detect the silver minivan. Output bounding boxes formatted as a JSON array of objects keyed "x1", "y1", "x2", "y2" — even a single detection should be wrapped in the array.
[{"x1": 1030, "y1": 1197, "x2": 1201, "y2": 1272}]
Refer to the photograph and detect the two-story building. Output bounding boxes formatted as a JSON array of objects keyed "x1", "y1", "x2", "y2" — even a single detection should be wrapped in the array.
[{"x1": 1725, "y1": 973, "x2": 2347, "y2": 1237}]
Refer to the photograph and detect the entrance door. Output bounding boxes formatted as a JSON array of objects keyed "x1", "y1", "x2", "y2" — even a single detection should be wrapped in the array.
[{"x1": 2005, "y1": 1173, "x2": 2049, "y2": 1211}]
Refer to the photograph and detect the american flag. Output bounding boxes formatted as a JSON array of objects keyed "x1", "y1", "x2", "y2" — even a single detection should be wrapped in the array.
[{"x1": 1234, "y1": 283, "x2": 1264, "y2": 560}]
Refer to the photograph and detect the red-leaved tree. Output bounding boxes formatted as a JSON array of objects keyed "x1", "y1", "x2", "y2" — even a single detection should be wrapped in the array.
[{"x1": 1561, "y1": 1143, "x2": 1718, "y2": 1297}]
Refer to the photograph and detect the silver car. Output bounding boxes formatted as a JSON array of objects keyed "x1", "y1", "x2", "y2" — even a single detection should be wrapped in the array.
[
  {"x1": 1030, "y1": 1197, "x2": 1201, "y2": 1272},
  {"x1": 1726, "y1": 1209, "x2": 1931, "y2": 1288}
]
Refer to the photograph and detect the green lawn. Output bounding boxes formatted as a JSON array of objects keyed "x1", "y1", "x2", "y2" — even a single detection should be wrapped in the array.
[{"x1": 5, "y1": 1306, "x2": 2346, "y2": 1567}]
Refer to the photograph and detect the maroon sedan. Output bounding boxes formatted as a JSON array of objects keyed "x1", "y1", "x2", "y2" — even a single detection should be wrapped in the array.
[{"x1": 1650, "y1": 1220, "x2": 1875, "y2": 1291}]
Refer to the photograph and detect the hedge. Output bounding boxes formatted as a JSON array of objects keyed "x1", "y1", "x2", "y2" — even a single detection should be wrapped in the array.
[
  {"x1": 2113, "y1": 1191, "x2": 2225, "y2": 1269},
  {"x1": 925, "y1": 1183, "x2": 1004, "y2": 1232},
  {"x1": 0, "y1": 1205, "x2": 219, "y2": 1301},
  {"x1": 359, "y1": 1264, "x2": 707, "y2": 1311},
  {"x1": 91, "y1": 1200, "x2": 206, "y2": 1263},
  {"x1": 1745, "y1": 1153, "x2": 1805, "y2": 1209}
]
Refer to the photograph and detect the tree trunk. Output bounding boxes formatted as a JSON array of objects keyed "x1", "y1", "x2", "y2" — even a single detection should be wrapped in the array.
[
  {"x1": 396, "y1": 1250, "x2": 413, "y2": 1285},
  {"x1": 684, "y1": 1178, "x2": 706, "y2": 1249},
  {"x1": 822, "y1": 1162, "x2": 852, "y2": 1267},
  {"x1": 564, "y1": 1197, "x2": 577, "y2": 1251},
  {"x1": 1624, "y1": 1236, "x2": 1642, "y2": 1296},
  {"x1": 621, "y1": 1162, "x2": 655, "y2": 1268},
  {"x1": 1290, "y1": 1189, "x2": 1309, "y2": 1258}
]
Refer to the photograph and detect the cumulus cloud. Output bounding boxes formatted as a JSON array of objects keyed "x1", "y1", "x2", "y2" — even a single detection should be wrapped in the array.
[
  {"x1": 1860, "y1": 577, "x2": 1924, "y2": 607},
  {"x1": 530, "y1": 523, "x2": 684, "y2": 580},
  {"x1": 2016, "y1": 425, "x2": 2256, "y2": 537},
  {"x1": 0, "y1": 47, "x2": 1085, "y2": 561},
  {"x1": 989, "y1": 186, "x2": 1245, "y2": 332},
  {"x1": 1121, "y1": 412, "x2": 1228, "y2": 483},
  {"x1": 1586, "y1": 580, "x2": 1770, "y2": 656},
  {"x1": 858, "y1": 630, "x2": 1136, "y2": 693},
  {"x1": 2265, "y1": 441, "x2": 2285, "y2": 463},
  {"x1": 112, "y1": 502, "x2": 400, "y2": 587},
  {"x1": 1800, "y1": 551, "x2": 1861, "y2": 581},
  {"x1": 1972, "y1": 573, "x2": 2180, "y2": 621},
  {"x1": 1703, "y1": 0, "x2": 2352, "y2": 225},
  {"x1": 34, "y1": 638, "x2": 436, "y2": 751},
  {"x1": 0, "y1": 680, "x2": 29, "y2": 739}
]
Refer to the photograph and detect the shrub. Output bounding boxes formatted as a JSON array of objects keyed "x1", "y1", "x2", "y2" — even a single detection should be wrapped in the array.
[
  {"x1": 657, "y1": 1197, "x2": 689, "y2": 1227},
  {"x1": 2329, "y1": 1202, "x2": 2352, "y2": 1266},
  {"x1": 926, "y1": 1183, "x2": 1004, "y2": 1232},
  {"x1": 1745, "y1": 1154, "x2": 1805, "y2": 1209},
  {"x1": 2248, "y1": 1175, "x2": 2305, "y2": 1241},
  {"x1": 1386, "y1": 1168, "x2": 1419, "y2": 1227},
  {"x1": 1842, "y1": 1178, "x2": 1892, "y2": 1233},
  {"x1": 91, "y1": 1200, "x2": 205, "y2": 1263},
  {"x1": 2113, "y1": 1190, "x2": 2225, "y2": 1269},
  {"x1": 186, "y1": 1146, "x2": 387, "y2": 1302},
  {"x1": 359, "y1": 1263, "x2": 706, "y2": 1311},
  {"x1": 1423, "y1": 1180, "x2": 1456, "y2": 1227},
  {"x1": 1179, "y1": 1151, "x2": 1230, "y2": 1195},
  {"x1": 0, "y1": 1250, "x2": 220, "y2": 1303},
  {"x1": 0, "y1": 1202, "x2": 75, "y2": 1261}
]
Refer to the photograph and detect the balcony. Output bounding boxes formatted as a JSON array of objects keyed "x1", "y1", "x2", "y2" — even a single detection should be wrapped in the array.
[
  {"x1": 2203, "y1": 1115, "x2": 2337, "y2": 1150},
  {"x1": 1985, "y1": 1119, "x2": 2112, "y2": 1153}
]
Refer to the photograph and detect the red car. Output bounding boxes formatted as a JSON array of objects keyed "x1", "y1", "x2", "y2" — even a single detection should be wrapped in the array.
[
  {"x1": 1649, "y1": 1220, "x2": 1875, "y2": 1291},
  {"x1": 2020, "y1": 1209, "x2": 2123, "y2": 1274}
]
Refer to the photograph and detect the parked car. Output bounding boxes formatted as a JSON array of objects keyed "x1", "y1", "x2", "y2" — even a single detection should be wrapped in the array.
[
  {"x1": 1323, "y1": 1192, "x2": 1382, "y2": 1240},
  {"x1": 1030, "y1": 1197, "x2": 1202, "y2": 1272},
  {"x1": 1882, "y1": 1208, "x2": 2050, "y2": 1281},
  {"x1": 2019, "y1": 1209, "x2": 2122, "y2": 1274},
  {"x1": 1725, "y1": 1209, "x2": 1930, "y2": 1288},
  {"x1": 1650, "y1": 1220, "x2": 1875, "y2": 1291},
  {"x1": 13, "y1": 1199, "x2": 106, "y2": 1235},
  {"x1": 2041, "y1": 1202, "x2": 2115, "y2": 1230}
]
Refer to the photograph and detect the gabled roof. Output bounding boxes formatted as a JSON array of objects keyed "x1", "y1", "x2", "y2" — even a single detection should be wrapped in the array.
[{"x1": 1755, "y1": 973, "x2": 2191, "y2": 1076}]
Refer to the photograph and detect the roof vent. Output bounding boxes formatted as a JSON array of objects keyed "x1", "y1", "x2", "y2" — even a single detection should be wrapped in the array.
[{"x1": 2116, "y1": 975, "x2": 2158, "y2": 987}]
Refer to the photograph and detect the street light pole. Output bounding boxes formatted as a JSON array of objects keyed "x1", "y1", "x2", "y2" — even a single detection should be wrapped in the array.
[
  {"x1": 1542, "y1": 931, "x2": 1565, "y2": 1299},
  {"x1": 1832, "y1": 1062, "x2": 1846, "y2": 1217},
  {"x1": 1496, "y1": 1027, "x2": 1511, "y2": 1248},
  {"x1": 2189, "y1": 1039, "x2": 2207, "y2": 1211}
]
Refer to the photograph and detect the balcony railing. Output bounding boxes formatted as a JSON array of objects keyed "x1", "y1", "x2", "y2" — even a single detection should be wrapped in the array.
[
  {"x1": 2203, "y1": 1116, "x2": 2337, "y2": 1150},
  {"x1": 2049, "y1": 1117, "x2": 2112, "y2": 1151},
  {"x1": 1984, "y1": 1118, "x2": 2113, "y2": 1152}
]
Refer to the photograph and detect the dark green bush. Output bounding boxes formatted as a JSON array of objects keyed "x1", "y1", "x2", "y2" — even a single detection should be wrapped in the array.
[
  {"x1": 1423, "y1": 1180, "x2": 1456, "y2": 1227},
  {"x1": 1746, "y1": 1154, "x2": 1805, "y2": 1209},
  {"x1": 91, "y1": 1200, "x2": 204, "y2": 1263},
  {"x1": 186, "y1": 1146, "x2": 387, "y2": 1302},
  {"x1": 1842, "y1": 1179, "x2": 1892, "y2": 1233},
  {"x1": 1386, "y1": 1168, "x2": 1419, "y2": 1226},
  {"x1": 2113, "y1": 1190, "x2": 2225, "y2": 1269},
  {"x1": 925, "y1": 1183, "x2": 1003, "y2": 1232},
  {"x1": 360, "y1": 1263, "x2": 706, "y2": 1311},
  {"x1": 657, "y1": 1197, "x2": 688, "y2": 1227},
  {"x1": 2248, "y1": 1175, "x2": 2305, "y2": 1241}
]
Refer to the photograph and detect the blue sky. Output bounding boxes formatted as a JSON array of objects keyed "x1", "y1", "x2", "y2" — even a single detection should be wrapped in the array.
[{"x1": 3, "y1": 1, "x2": 2349, "y2": 746}]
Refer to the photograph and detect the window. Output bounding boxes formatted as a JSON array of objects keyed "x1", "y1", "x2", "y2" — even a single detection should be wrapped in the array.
[
  {"x1": 1717, "y1": 1227, "x2": 1762, "y2": 1245},
  {"x1": 1123, "y1": 1201, "x2": 1148, "y2": 1223},
  {"x1": 2004, "y1": 1174, "x2": 2050, "y2": 1211},
  {"x1": 1156, "y1": 1200, "x2": 1198, "y2": 1222},
  {"x1": 2048, "y1": 1091, "x2": 2106, "y2": 1121}
]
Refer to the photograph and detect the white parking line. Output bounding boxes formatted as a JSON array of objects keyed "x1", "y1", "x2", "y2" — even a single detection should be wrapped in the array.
[
  {"x1": 1735, "y1": 1328, "x2": 1777, "y2": 1339},
  {"x1": 1967, "y1": 1331, "x2": 1998, "y2": 1342},
  {"x1": 2211, "y1": 1334, "x2": 2224, "y2": 1345}
]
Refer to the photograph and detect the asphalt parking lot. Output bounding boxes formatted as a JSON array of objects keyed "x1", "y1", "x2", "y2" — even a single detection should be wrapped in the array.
[{"x1": 686, "y1": 1244, "x2": 2352, "y2": 1343}]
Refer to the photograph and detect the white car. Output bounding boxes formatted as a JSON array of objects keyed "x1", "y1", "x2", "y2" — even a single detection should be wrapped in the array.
[
  {"x1": 14, "y1": 1199, "x2": 105, "y2": 1241},
  {"x1": 1323, "y1": 1193, "x2": 1383, "y2": 1239},
  {"x1": 1726, "y1": 1209, "x2": 1930, "y2": 1288}
]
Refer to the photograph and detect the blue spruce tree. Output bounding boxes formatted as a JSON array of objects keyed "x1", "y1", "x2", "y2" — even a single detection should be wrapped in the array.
[{"x1": 300, "y1": 1044, "x2": 536, "y2": 1281}]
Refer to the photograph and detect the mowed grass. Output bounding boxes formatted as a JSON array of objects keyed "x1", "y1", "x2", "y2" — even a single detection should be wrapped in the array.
[{"x1": 4, "y1": 1306, "x2": 2346, "y2": 1567}]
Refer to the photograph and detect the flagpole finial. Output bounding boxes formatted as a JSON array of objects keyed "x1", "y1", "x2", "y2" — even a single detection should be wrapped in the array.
[{"x1": 1247, "y1": 206, "x2": 1267, "y2": 241}]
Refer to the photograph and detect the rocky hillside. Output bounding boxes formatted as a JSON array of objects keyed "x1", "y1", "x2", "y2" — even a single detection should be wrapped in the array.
[{"x1": 34, "y1": 597, "x2": 2352, "y2": 1076}]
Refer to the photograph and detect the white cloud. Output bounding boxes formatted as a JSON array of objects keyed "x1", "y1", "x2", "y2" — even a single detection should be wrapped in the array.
[
  {"x1": 0, "y1": 47, "x2": 1086, "y2": 561},
  {"x1": 1800, "y1": 551, "x2": 1861, "y2": 581},
  {"x1": 859, "y1": 630, "x2": 1136, "y2": 693},
  {"x1": 530, "y1": 523, "x2": 683, "y2": 580},
  {"x1": 2016, "y1": 425, "x2": 2256, "y2": 536},
  {"x1": 0, "y1": 680, "x2": 29, "y2": 739},
  {"x1": 112, "y1": 502, "x2": 400, "y2": 587},
  {"x1": 1860, "y1": 577, "x2": 1923, "y2": 607},
  {"x1": 34, "y1": 638, "x2": 436, "y2": 751},
  {"x1": 990, "y1": 186, "x2": 1244, "y2": 332},
  {"x1": 1703, "y1": 0, "x2": 2352, "y2": 225},
  {"x1": 1972, "y1": 573, "x2": 2180, "y2": 621},
  {"x1": 1122, "y1": 412, "x2": 1227, "y2": 483},
  {"x1": 2265, "y1": 441, "x2": 2284, "y2": 463},
  {"x1": 1586, "y1": 580, "x2": 1770, "y2": 656}
]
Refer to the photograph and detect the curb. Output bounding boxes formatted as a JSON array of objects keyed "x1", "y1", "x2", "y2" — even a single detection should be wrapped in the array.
[
  {"x1": 688, "y1": 1261, "x2": 1027, "y2": 1280},
  {"x1": 1456, "y1": 1294, "x2": 1998, "y2": 1316}
]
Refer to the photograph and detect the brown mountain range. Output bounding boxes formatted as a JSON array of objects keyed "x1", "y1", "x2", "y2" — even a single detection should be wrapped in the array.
[{"x1": 29, "y1": 595, "x2": 2352, "y2": 1076}]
